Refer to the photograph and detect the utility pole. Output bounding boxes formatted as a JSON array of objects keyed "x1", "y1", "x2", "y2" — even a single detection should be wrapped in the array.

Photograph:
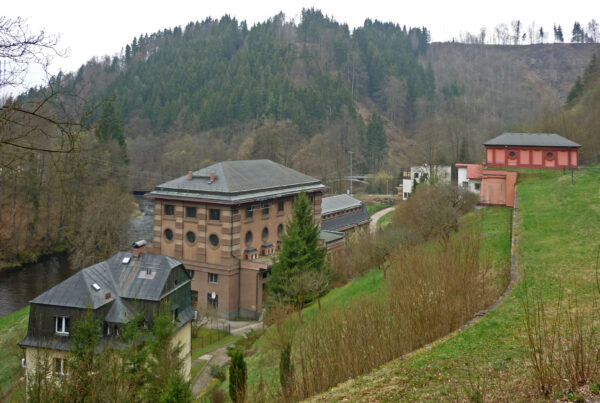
[{"x1": 349, "y1": 151, "x2": 353, "y2": 195}]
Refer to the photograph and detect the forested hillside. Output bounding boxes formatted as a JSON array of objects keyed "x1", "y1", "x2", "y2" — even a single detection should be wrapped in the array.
[
  {"x1": 2, "y1": 10, "x2": 599, "y2": 269},
  {"x1": 22, "y1": 11, "x2": 597, "y2": 190}
]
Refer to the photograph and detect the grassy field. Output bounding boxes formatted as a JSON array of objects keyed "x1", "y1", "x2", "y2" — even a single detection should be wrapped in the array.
[
  {"x1": 366, "y1": 203, "x2": 392, "y2": 215},
  {"x1": 217, "y1": 204, "x2": 511, "y2": 399},
  {"x1": 191, "y1": 327, "x2": 241, "y2": 361},
  {"x1": 0, "y1": 307, "x2": 28, "y2": 397},
  {"x1": 312, "y1": 168, "x2": 600, "y2": 401}
]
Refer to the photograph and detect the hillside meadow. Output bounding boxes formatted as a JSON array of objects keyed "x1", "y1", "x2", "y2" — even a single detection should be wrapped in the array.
[
  {"x1": 212, "y1": 204, "x2": 511, "y2": 400},
  {"x1": 311, "y1": 168, "x2": 600, "y2": 402}
]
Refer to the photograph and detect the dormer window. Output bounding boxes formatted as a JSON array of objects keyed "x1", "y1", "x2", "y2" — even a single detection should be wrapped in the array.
[{"x1": 55, "y1": 316, "x2": 70, "y2": 336}]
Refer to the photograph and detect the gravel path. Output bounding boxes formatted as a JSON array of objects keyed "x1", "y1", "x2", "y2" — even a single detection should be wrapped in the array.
[{"x1": 369, "y1": 206, "x2": 396, "y2": 233}]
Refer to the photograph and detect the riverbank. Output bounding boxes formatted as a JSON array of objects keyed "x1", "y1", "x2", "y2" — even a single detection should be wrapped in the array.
[{"x1": 0, "y1": 244, "x2": 69, "y2": 273}]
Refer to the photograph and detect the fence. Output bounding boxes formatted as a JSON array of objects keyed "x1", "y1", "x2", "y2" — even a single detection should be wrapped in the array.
[{"x1": 193, "y1": 320, "x2": 231, "y2": 350}]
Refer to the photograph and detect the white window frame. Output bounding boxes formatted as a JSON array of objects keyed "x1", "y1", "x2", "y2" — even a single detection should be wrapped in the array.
[
  {"x1": 55, "y1": 316, "x2": 69, "y2": 336},
  {"x1": 208, "y1": 273, "x2": 218, "y2": 284},
  {"x1": 54, "y1": 358, "x2": 67, "y2": 375}
]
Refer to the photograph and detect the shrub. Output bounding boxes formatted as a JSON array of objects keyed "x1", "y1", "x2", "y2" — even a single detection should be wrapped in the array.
[
  {"x1": 209, "y1": 364, "x2": 227, "y2": 382},
  {"x1": 229, "y1": 350, "x2": 247, "y2": 402}
]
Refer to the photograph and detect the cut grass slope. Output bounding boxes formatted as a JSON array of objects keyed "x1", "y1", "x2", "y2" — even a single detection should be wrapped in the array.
[
  {"x1": 224, "y1": 205, "x2": 511, "y2": 398},
  {"x1": 0, "y1": 307, "x2": 28, "y2": 395},
  {"x1": 311, "y1": 168, "x2": 600, "y2": 401}
]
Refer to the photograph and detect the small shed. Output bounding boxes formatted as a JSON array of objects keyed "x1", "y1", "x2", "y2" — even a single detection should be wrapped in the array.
[{"x1": 484, "y1": 133, "x2": 580, "y2": 169}]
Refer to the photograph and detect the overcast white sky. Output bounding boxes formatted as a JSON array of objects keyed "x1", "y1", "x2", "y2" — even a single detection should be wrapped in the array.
[{"x1": 2, "y1": 0, "x2": 599, "y2": 95}]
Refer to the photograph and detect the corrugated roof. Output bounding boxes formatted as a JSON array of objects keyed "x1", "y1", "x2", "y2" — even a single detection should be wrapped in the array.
[
  {"x1": 484, "y1": 133, "x2": 581, "y2": 148},
  {"x1": 321, "y1": 194, "x2": 363, "y2": 215},
  {"x1": 150, "y1": 160, "x2": 326, "y2": 203},
  {"x1": 321, "y1": 205, "x2": 371, "y2": 232}
]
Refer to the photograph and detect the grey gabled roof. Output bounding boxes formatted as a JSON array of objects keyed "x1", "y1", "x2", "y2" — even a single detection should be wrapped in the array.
[
  {"x1": 30, "y1": 252, "x2": 184, "y2": 309},
  {"x1": 149, "y1": 160, "x2": 326, "y2": 203},
  {"x1": 321, "y1": 194, "x2": 363, "y2": 215},
  {"x1": 321, "y1": 205, "x2": 371, "y2": 232},
  {"x1": 484, "y1": 133, "x2": 581, "y2": 148},
  {"x1": 319, "y1": 230, "x2": 345, "y2": 244}
]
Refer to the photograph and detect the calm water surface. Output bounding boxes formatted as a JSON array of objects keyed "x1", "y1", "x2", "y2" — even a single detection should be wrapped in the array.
[{"x1": 0, "y1": 195, "x2": 154, "y2": 317}]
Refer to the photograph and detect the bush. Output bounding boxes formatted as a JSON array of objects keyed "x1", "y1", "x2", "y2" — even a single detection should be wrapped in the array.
[
  {"x1": 210, "y1": 388, "x2": 226, "y2": 403},
  {"x1": 209, "y1": 364, "x2": 227, "y2": 382}
]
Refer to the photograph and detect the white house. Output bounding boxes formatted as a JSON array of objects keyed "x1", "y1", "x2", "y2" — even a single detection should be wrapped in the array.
[
  {"x1": 456, "y1": 163, "x2": 482, "y2": 194},
  {"x1": 401, "y1": 165, "x2": 451, "y2": 200}
]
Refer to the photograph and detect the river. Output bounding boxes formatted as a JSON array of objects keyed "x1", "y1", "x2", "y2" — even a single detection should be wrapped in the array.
[{"x1": 0, "y1": 195, "x2": 154, "y2": 317}]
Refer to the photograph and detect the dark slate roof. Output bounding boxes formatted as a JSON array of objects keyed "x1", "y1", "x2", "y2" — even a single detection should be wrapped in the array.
[
  {"x1": 321, "y1": 194, "x2": 363, "y2": 215},
  {"x1": 319, "y1": 230, "x2": 345, "y2": 244},
  {"x1": 484, "y1": 133, "x2": 581, "y2": 148},
  {"x1": 31, "y1": 252, "x2": 183, "y2": 308},
  {"x1": 149, "y1": 160, "x2": 326, "y2": 203},
  {"x1": 321, "y1": 205, "x2": 371, "y2": 232}
]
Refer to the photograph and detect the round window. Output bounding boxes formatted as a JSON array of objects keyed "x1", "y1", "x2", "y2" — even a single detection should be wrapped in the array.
[
  {"x1": 262, "y1": 227, "x2": 269, "y2": 242},
  {"x1": 277, "y1": 224, "x2": 284, "y2": 238},
  {"x1": 186, "y1": 231, "x2": 196, "y2": 243},
  {"x1": 209, "y1": 234, "x2": 219, "y2": 247},
  {"x1": 547, "y1": 152, "x2": 553, "y2": 159},
  {"x1": 245, "y1": 231, "x2": 253, "y2": 246},
  {"x1": 509, "y1": 151, "x2": 516, "y2": 158},
  {"x1": 164, "y1": 229, "x2": 173, "y2": 241}
]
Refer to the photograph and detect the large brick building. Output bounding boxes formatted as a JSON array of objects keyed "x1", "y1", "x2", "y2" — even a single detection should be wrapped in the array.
[{"x1": 148, "y1": 160, "x2": 326, "y2": 319}]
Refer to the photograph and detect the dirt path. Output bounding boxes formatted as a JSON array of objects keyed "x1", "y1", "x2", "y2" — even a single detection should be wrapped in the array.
[
  {"x1": 369, "y1": 206, "x2": 396, "y2": 233},
  {"x1": 191, "y1": 320, "x2": 264, "y2": 396}
]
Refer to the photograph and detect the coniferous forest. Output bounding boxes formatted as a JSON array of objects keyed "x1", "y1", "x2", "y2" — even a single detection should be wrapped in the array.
[{"x1": 1, "y1": 9, "x2": 600, "y2": 268}]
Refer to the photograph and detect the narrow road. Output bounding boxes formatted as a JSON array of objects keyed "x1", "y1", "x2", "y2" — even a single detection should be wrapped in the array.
[
  {"x1": 369, "y1": 206, "x2": 396, "y2": 233},
  {"x1": 191, "y1": 320, "x2": 264, "y2": 396}
]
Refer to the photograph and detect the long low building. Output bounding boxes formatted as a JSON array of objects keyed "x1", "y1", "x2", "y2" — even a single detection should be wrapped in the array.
[{"x1": 321, "y1": 194, "x2": 371, "y2": 233}]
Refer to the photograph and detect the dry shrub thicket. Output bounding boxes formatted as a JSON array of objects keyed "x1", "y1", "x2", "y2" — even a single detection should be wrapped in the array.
[
  {"x1": 291, "y1": 230, "x2": 493, "y2": 398},
  {"x1": 523, "y1": 286, "x2": 600, "y2": 396}
]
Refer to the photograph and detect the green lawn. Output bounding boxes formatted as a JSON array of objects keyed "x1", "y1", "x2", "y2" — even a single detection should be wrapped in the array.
[
  {"x1": 366, "y1": 203, "x2": 392, "y2": 215},
  {"x1": 377, "y1": 210, "x2": 393, "y2": 230},
  {"x1": 191, "y1": 327, "x2": 241, "y2": 361},
  {"x1": 218, "y1": 204, "x2": 512, "y2": 399},
  {"x1": 312, "y1": 168, "x2": 600, "y2": 401},
  {"x1": 0, "y1": 307, "x2": 28, "y2": 396}
]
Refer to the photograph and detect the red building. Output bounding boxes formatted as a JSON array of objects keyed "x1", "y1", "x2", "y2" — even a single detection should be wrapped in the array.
[{"x1": 485, "y1": 133, "x2": 580, "y2": 169}]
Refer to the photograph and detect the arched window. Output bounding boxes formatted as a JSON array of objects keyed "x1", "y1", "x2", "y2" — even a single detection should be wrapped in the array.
[
  {"x1": 209, "y1": 234, "x2": 219, "y2": 247},
  {"x1": 164, "y1": 229, "x2": 173, "y2": 241},
  {"x1": 245, "y1": 231, "x2": 253, "y2": 246},
  {"x1": 277, "y1": 224, "x2": 284, "y2": 238},
  {"x1": 262, "y1": 227, "x2": 269, "y2": 242}
]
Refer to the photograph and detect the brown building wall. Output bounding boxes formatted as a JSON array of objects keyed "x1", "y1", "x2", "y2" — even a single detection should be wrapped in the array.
[{"x1": 151, "y1": 190, "x2": 324, "y2": 319}]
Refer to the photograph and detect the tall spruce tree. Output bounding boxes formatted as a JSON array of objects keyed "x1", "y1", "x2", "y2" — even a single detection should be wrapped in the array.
[
  {"x1": 269, "y1": 191, "x2": 327, "y2": 297},
  {"x1": 229, "y1": 349, "x2": 247, "y2": 403}
]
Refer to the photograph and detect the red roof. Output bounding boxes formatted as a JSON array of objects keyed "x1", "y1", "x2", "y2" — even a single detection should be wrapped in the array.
[{"x1": 455, "y1": 163, "x2": 483, "y2": 179}]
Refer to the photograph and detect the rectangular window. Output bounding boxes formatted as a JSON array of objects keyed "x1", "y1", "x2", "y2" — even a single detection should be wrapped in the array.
[
  {"x1": 54, "y1": 358, "x2": 67, "y2": 375},
  {"x1": 462, "y1": 181, "x2": 469, "y2": 188},
  {"x1": 278, "y1": 201, "x2": 284, "y2": 212},
  {"x1": 245, "y1": 207, "x2": 253, "y2": 219},
  {"x1": 172, "y1": 308, "x2": 179, "y2": 323},
  {"x1": 232, "y1": 208, "x2": 239, "y2": 215},
  {"x1": 474, "y1": 183, "x2": 481, "y2": 190},
  {"x1": 209, "y1": 208, "x2": 220, "y2": 221},
  {"x1": 186, "y1": 207, "x2": 197, "y2": 218},
  {"x1": 262, "y1": 205, "x2": 269, "y2": 216},
  {"x1": 208, "y1": 293, "x2": 218, "y2": 309},
  {"x1": 208, "y1": 273, "x2": 219, "y2": 284},
  {"x1": 164, "y1": 204, "x2": 175, "y2": 215},
  {"x1": 55, "y1": 316, "x2": 70, "y2": 335},
  {"x1": 191, "y1": 290, "x2": 198, "y2": 308}
]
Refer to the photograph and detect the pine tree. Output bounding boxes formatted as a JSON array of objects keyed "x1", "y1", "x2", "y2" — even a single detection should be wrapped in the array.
[
  {"x1": 229, "y1": 350, "x2": 247, "y2": 402},
  {"x1": 269, "y1": 191, "x2": 327, "y2": 296}
]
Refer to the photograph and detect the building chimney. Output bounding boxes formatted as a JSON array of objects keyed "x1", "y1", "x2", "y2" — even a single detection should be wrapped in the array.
[
  {"x1": 132, "y1": 240, "x2": 147, "y2": 257},
  {"x1": 105, "y1": 292, "x2": 111, "y2": 300},
  {"x1": 188, "y1": 171, "x2": 193, "y2": 180},
  {"x1": 209, "y1": 172, "x2": 215, "y2": 182}
]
